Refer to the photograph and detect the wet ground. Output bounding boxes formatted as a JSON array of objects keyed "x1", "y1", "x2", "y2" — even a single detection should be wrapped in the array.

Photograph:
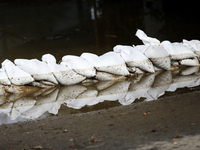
[
  {"x1": 0, "y1": 0, "x2": 200, "y2": 149},
  {"x1": 0, "y1": 87, "x2": 200, "y2": 149}
]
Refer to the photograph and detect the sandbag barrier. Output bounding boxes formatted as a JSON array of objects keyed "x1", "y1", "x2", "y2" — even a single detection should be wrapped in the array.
[
  {"x1": 1, "y1": 29, "x2": 200, "y2": 89},
  {"x1": 1, "y1": 67, "x2": 200, "y2": 124}
]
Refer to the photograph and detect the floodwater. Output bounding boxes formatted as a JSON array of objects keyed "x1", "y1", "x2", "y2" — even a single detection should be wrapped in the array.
[{"x1": 0, "y1": 0, "x2": 200, "y2": 125}]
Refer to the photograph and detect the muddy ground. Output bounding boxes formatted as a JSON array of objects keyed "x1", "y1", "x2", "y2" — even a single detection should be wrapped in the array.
[{"x1": 0, "y1": 89, "x2": 200, "y2": 150}]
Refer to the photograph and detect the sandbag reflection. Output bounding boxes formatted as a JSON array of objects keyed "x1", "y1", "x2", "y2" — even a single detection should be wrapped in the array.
[{"x1": 1, "y1": 67, "x2": 200, "y2": 125}]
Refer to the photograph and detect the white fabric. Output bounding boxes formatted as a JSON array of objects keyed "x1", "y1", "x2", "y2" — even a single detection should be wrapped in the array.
[
  {"x1": 42, "y1": 54, "x2": 86, "y2": 85},
  {"x1": 62, "y1": 55, "x2": 96, "y2": 78},
  {"x1": 2, "y1": 59, "x2": 34, "y2": 85},
  {"x1": 161, "y1": 41, "x2": 197, "y2": 60},
  {"x1": 135, "y1": 29, "x2": 160, "y2": 45},
  {"x1": 95, "y1": 51, "x2": 130, "y2": 76},
  {"x1": 80, "y1": 53, "x2": 98, "y2": 66},
  {"x1": 183, "y1": 39, "x2": 200, "y2": 56},
  {"x1": 179, "y1": 57, "x2": 199, "y2": 66},
  {"x1": 0, "y1": 68, "x2": 11, "y2": 85},
  {"x1": 14, "y1": 58, "x2": 58, "y2": 85},
  {"x1": 114, "y1": 45, "x2": 155, "y2": 73},
  {"x1": 137, "y1": 45, "x2": 171, "y2": 70}
]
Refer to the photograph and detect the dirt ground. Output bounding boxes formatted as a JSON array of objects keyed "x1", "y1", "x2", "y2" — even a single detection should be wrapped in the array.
[{"x1": 0, "y1": 89, "x2": 200, "y2": 150}]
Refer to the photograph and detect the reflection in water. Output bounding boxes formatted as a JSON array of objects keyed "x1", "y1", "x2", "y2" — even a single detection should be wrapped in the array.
[{"x1": 1, "y1": 68, "x2": 200, "y2": 125}]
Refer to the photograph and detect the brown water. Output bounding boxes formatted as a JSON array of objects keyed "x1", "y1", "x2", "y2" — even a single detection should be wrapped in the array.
[{"x1": 0, "y1": 0, "x2": 200, "y2": 125}]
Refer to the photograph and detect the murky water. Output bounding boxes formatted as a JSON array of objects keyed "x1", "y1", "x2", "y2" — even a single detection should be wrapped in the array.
[{"x1": 0, "y1": 0, "x2": 200, "y2": 125}]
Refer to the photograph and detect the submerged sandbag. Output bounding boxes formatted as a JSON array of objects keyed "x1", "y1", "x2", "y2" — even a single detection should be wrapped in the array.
[
  {"x1": 2, "y1": 59, "x2": 34, "y2": 86},
  {"x1": 14, "y1": 59, "x2": 58, "y2": 85},
  {"x1": 113, "y1": 45, "x2": 155, "y2": 73},
  {"x1": 62, "y1": 55, "x2": 96, "y2": 78},
  {"x1": 42, "y1": 54, "x2": 86, "y2": 85}
]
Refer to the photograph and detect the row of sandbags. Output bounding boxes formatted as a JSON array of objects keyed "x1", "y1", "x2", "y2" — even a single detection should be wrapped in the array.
[
  {"x1": 1, "y1": 69, "x2": 200, "y2": 123},
  {"x1": 0, "y1": 29, "x2": 200, "y2": 86}
]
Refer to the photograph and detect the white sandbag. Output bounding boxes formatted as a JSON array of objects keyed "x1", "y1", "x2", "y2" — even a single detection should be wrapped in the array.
[
  {"x1": 183, "y1": 39, "x2": 200, "y2": 56},
  {"x1": 80, "y1": 52, "x2": 98, "y2": 66},
  {"x1": 95, "y1": 51, "x2": 130, "y2": 76},
  {"x1": 113, "y1": 45, "x2": 155, "y2": 73},
  {"x1": 0, "y1": 68, "x2": 11, "y2": 85},
  {"x1": 161, "y1": 41, "x2": 197, "y2": 60},
  {"x1": 42, "y1": 54, "x2": 86, "y2": 85},
  {"x1": 2, "y1": 59, "x2": 34, "y2": 86},
  {"x1": 62, "y1": 55, "x2": 96, "y2": 78},
  {"x1": 180, "y1": 66, "x2": 199, "y2": 76},
  {"x1": 14, "y1": 58, "x2": 58, "y2": 85},
  {"x1": 179, "y1": 57, "x2": 199, "y2": 66},
  {"x1": 135, "y1": 29, "x2": 160, "y2": 45},
  {"x1": 142, "y1": 45, "x2": 171, "y2": 70}
]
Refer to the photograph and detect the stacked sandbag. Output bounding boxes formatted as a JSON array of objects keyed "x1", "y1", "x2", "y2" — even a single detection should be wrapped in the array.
[
  {"x1": 113, "y1": 45, "x2": 155, "y2": 73},
  {"x1": 2, "y1": 59, "x2": 34, "y2": 86},
  {"x1": 183, "y1": 39, "x2": 200, "y2": 56},
  {"x1": 14, "y1": 58, "x2": 58, "y2": 85},
  {"x1": 161, "y1": 41, "x2": 199, "y2": 66},
  {"x1": 81, "y1": 52, "x2": 130, "y2": 79},
  {"x1": 0, "y1": 29, "x2": 200, "y2": 88},
  {"x1": 62, "y1": 55, "x2": 96, "y2": 78},
  {"x1": 135, "y1": 29, "x2": 170, "y2": 70},
  {"x1": 95, "y1": 52, "x2": 130, "y2": 76},
  {"x1": 42, "y1": 54, "x2": 86, "y2": 85}
]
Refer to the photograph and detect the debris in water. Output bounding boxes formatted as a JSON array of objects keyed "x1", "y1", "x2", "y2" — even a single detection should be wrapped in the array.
[
  {"x1": 175, "y1": 135, "x2": 181, "y2": 138},
  {"x1": 174, "y1": 142, "x2": 178, "y2": 145}
]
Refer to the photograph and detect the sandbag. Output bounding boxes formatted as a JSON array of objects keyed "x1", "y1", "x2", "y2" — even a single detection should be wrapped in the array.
[
  {"x1": 183, "y1": 39, "x2": 200, "y2": 56},
  {"x1": 113, "y1": 45, "x2": 155, "y2": 73},
  {"x1": 2, "y1": 59, "x2": 34, "y2": 86},
  {"x1": 42, "y1": 54, "x2": 86, "y2": 85},
  {"x1": 137, "y1": 45, "x2": 171, "y2": 70},
  {"x1": 179, "y1": 57, "x2": 199, "y2": 66},
  {"x1": 161, "y1": 41, "x2": 197, "y2": 60},
  {"x1": 95, "y1": 51, "x2": 130, "y2": 76},
  {"x1": 80, "y1": 52, "x2": 98, "y2": 66},
  {"x1": 135, "y1": 29, "x2": 160, "y2": 45},
  {"x1": 0, "y1": 68, "x2": 11, "y2": 85},
  {"x1": 62, "y1": 55, "x2": 96, "y2": 78},
  {"x1": 14, "y1": 58, "x2": 58, "y2": 85}
]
